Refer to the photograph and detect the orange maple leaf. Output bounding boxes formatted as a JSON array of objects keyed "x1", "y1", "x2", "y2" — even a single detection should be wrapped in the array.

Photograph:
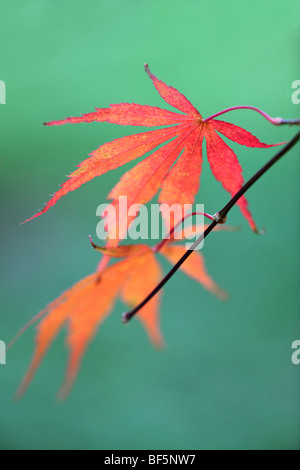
[
  {"x1": 13, "y1": 227, "x2": 229, "y2": 400},
  {"x1": 25, "y1": 65, "x2": 282, "y2": 233}
]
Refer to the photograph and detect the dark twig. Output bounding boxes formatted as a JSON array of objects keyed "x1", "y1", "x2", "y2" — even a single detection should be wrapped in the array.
[{"x1": 122, "y1": 130, "x2": 300, "y2": 324}]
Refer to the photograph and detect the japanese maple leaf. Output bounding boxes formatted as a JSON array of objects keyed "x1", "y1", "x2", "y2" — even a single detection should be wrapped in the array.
[
  {"x1": 25, "y1": 64, "x2": 281, "y2": 233},
  {"x1": 13, "y1": 227, "x2": 228, "y2": 400}
]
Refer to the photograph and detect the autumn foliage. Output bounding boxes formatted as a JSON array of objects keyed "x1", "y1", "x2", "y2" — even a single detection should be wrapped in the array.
[
  {"x1": 15, "y1": 227, "x2": 228, "y2": 400},
  {"x1": 26, "y1": 65, "x2": 280, "y2": 235},
  {"x1": 15, "y1": 65, "x2": 284, "y2": 398}
]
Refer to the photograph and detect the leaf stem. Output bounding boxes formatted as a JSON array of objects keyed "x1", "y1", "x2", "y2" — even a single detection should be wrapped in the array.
[
  {"x1": 202, "y1": 106, "x2": 300, "y2": 126},
  {"x1": 153, "y1": 211, "x2": 215, "y2": 253},
  {"x1": 122, "y1": 130, "x2": 300, "y2": 324}
]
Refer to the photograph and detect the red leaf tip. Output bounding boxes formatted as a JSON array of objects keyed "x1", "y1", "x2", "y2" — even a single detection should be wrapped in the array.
[{"x1": 144, "y1": 63, "x2": 154, "y2": 79}]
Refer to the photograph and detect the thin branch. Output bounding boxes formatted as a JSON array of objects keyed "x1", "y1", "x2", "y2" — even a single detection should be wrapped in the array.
[
  {"x1": 122, "y1": 130, "x2": 300, "y2": 324},
  {"x1": 202, "y1": 106, "x2": 300, "y2": 126}
]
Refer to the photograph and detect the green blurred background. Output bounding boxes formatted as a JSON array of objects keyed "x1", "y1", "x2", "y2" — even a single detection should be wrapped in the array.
[{"x1": 0, "y1": 0, "x2": 299, "y2": 450}]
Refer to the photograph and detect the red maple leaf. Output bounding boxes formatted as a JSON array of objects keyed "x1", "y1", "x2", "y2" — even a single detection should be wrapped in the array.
[
  {"x1": 25, "y1": 65, "x2": 282, "y2": 232},
  {"x1": 13, "y1": 226, "x2": 230, "y2": 400}
]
